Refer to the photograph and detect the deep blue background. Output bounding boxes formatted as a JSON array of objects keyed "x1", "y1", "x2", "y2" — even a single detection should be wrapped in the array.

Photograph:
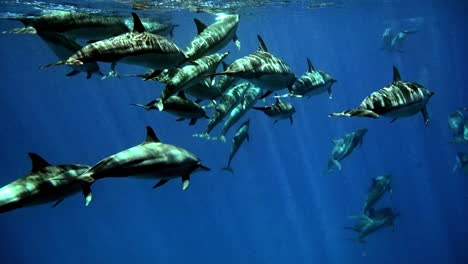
[{"x1": 0, "y1": 1, "x2": 467, "y2": 263}]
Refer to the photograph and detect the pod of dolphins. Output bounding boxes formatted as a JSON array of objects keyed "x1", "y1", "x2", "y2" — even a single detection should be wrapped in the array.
[{"x1": 0, "y1": 9, "x2": 463, "y2": 244}]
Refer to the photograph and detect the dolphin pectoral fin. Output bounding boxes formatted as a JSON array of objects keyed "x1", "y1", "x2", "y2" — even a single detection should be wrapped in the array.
[
  {"x1": 189, "y1": 119, "x2": 197, "y2": 126},
  {"x1": 82, "y1": 185, "x2": 92, "y2": 207},
  {"x1": 176, "y1": 117, "x2": 185, "y2": 122},
  {"x1": 327, "y1": 87, "x2": 333, "y2": 99},
  {"x1": 66, "y1": 70, "x2": 80, "y2": 77},
  {"x1": 233, "y1": 34, "x2": 241, "y2": 50},
  {"x1": 289, "y1": 116, "x2": 293, "y2": 125},
  {"x1": 421, "y1": 106, "x2": 430, "y2": 126},
  {"x1": 222, "y1": 166, "x2": 234, "y2": 173},
  {"x1": 182, "y1": 175, "x2": 190, "y2": 190},
  {"x1": 51, "y1": 199, "x2": 64, "y2": 208},
  {"x1": 259, "y1": 90, "x2": 273, "y2": 100},
  {"x1": 332, "y1": 159, "x2": 342, "y2": 171},
  {"x1": 153, "y1": 179, "x2": 169, "y2": 189}
]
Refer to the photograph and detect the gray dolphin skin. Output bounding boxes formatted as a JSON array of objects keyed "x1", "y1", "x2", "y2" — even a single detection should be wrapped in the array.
[
  {"x1": 448, "y1": 109, "x2": 468, "y2": 144},
  {"x1": 346, "y1": 207, "x2": 399, "y2": 243},
  {"x1": 212, "y1": 35, "x2": 296, "y2": 98},
  {"x1": 252, "y1": 97, "x2": 296, "y2": 124},
  {"x1": 194, "y1": 82, "x2": 251, "y2": 139},
  {"x1": 329, "y1": 66, "x2": 434, "y2": 126},
  {"x1": 79, "y1": 126, "x2": 210, "y2": 190},
  {"x1": 185, "y1": 78, "x2": 221, "y2": 101},
  {"x1": 37, "y1": 31, "x2": 103, "y2": 79},
  {"x1": 219, "y1": 85, "x2": 262, "y2": 142},
  {"x1": 222, "y1": 119, "x2": 250, "y2": 173},
  {"x1": 155, "y1": 52, "x2": 230, "y2": 111},
  {"x1": 0, "y1": 153, "x2": 92, "y2": 214},
  {"x1": 213, "y1": 61, "x2": 240, "y2": 94},
  {"x1": 40, "y1": 13, "x2": 187, "y2": 71},
  {"x1": 381, "y1": 28, "x2": 417, "y2": 53},
  {"x1": 5, "y1": 11, "x2": 177, "y2": 40},
  {"x1": 132, "y1": 91, "x2": 208, "y2": 125},
  {"x1": 184, "y1": 14, "x2": 240, "y2": 60},
  {"x1": 452, "y1": 152, "x2": 468, "y2": 175},
  {"x1": 285, "y1": 58, "x2": 336, "y2": 98},
  {"x1": 326, "y1": 128, "x2": 368, "y2": 173},
  {"x1": 363, "y1": 174, "x2": 392, "y2": 214}
]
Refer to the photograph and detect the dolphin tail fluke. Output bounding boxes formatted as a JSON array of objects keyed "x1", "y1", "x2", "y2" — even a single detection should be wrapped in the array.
[
  {"x1": 2, "y1": 26, "x2": 37, "y2": 34},
  {"x1": 66, "y1": 70, "x2": 80, "y2": 77},
  {"x1": 329, "y1": 108, "x2": 380, "y2": 119},
  {"x1": 222, "y1": 166, "x2": 234, "y2": 173}
]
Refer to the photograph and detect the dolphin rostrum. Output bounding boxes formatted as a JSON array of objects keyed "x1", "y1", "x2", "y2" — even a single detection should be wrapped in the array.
[
  {"x1": 329, "y1": 66, "x2": 434, "y2": 126},
  {"x1": 79, "y1": 126, "x2": 210, "y2": 190}
]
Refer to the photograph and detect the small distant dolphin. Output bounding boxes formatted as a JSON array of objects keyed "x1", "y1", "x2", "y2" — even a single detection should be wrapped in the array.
[
  {"x1": 80, "y1": 126, "x2": 210, "y2": 190},
  {"x1": 452, "y1": 152, "x2": 468, "y2": 174},
  {"x1": 211, "y1": 35, "x2": 296, "y2": 98},
  {"x1": 381, "y1": 28, "x2": 418, "y2": 52},
  {"x1": 252, "y1": 97, "x2": 296, "y2": 124},
  {"x1": 0, "y1": 153, "x2": 92, "y2": 213},
  {"x1": 184, "y1": 14, "x2": 240, "y2": 60},
  {"x1": 154, "y1": 52, "x2": 229, "y2": 111},
  {"x1": 329, "y1": 66, "x2": 434, "y2": 126},
  {"x1": 40, "y1": 13, "x2": 187, "y2": 72},
  {"x1": 346, "y1": 207, "x2": 399, "y2": 243},
  {"x1": 283, "y1": 58, "x2": 336, "y2": 98},
  {"x1": 448, "y1": 109, "x2": 468, "y2": 144},
  {"x1": 363, "y1": 174, "x2": 392, "y2": 214},
  {"x1": 218, "y1": 85, "x2": 262, "y2": 142},
  {"x1": 194, "y1": 82, "x2": 251, "y2": 139},
  {"x1": 222, "y1": 119, "x2": 250, "y2": 173},
  {"x1": 326, "y1": 128, "x2": 368, "y2": 173},
  {"x1": 37, "y1": 31, "x2": 103, "y2": 79},
  {"x1": 132, "y1": 91, "x2": 208, "y2": 125}
]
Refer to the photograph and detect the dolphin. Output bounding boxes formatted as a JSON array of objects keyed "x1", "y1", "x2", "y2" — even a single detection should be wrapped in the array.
[
  {"x1": 329, "y1": 66, "x2": 434, "y2": 126},
  {"x1": 212, "y1": 61, "x2": 240, "y2": 94},
  {"x1": 252, "y1": 97, "x2": 296, "y2": 124},
  {"x1": 346, "y1": 207, "x2": 399, "y2": 243},
  {"x1": 452, "y1": 152, "x2": 468, "y2": 174},
  {"x1": 185, "y1": 78, "x2": 222, "y2": 101},
  {"x1": 37, "y1": 31, "x2": 103, "y2": 79},
  {"x1": 0, "y1": 153, "x2": 92, "y2": 213},
  {"x1": 154, "y1": 52, "x2": 229, "y2": 111},
  {"x1": 132, "y1": 91, "x2": 208, "y2": 125},
  {"x1": 222, "y1": 119, "x2": 250, "y2": 173},
  {"x1": 184, "y1": 14, "x2": 240, "y2": 60},
  {"x1": 363, "y1": 174, "x2": 392, "y2": 214},
  {"x1": 448, "y1": 109, "x2": 468, "y2": 144},
  {"x1": 79, "y1": 126, "x2": 210, "y2": 190},
  {"x1": 194, "y1": 82, "x2": 251, "y2": 139},
  {"x1": 389, "y1": 30, "x2": 418, "y2": 52},
  {"x1": 326, "y1": 128, "x2": 368, "y2": 173},
  {"x1": 281, "y1": 58, "x2": 337, "y2": 98},
  {"x1": 211, "y1": 35, "x2": 296, "y2": 98},
  {"x1": 218, "y1": 85, "x2": 262, "y2": 142},
  {"x1": 40, "y1": 13, "x2": 187, "y2": 72}
]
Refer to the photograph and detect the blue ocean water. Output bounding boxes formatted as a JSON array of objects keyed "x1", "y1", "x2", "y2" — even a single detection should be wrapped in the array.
[{"x1": 0, "y1": 0, "x2": 467, "y2": 263}]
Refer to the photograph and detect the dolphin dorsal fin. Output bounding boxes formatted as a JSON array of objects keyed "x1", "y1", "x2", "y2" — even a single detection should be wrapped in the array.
[
  {"x1": 222, "y1": 61, "x2": 229, "y2": 71},
  {"x1": 194, "y1": 18, "x2": 207, "y2": 34},
  {"x1": 28, "y1": 152, "x2": 51, "y2": 172},
  {"x1": 275, "y1": 97, "x2": 281, "y2": 104},
  {"x1": 131, "y1": 12, "x2": 146, "y2": 33},
  {"x1": 257, "y1": 35, "x2": 268, "y2": 52},
  {"x1": 144, "y1": 126, "x2": 160, "y2": 144},
  {"x1": 177, "y1": 91, "x2": 187, "y2": 99},
  {"x1": 307, "y1": 58, "x2": 315, "y2": 72},
  {"x1": 392, "y1": 65, "x2": 401, "y2": 84}
]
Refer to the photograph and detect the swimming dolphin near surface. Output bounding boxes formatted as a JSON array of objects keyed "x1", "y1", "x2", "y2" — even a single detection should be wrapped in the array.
[
  {"x1": 154, "y1": 52, "x2": 230, "y2": 111},
  {"x1": 329, "y1": 66, "x2": 434, "y2": 126},
  {"x1": 326, "y1": 128, "x2": 368, "y2": 173},
  {"x1": 4, "y1": 11, "x2": 178, "y2": 40},
  {"x1": 452, "y1": 152, "x2": 468, "y2": 175},
  {"x1": 281, "y1": 58, "x2": 337, "y2": 98},
  {"x1": 381, "y1": 28, "x2": 418, "y2": 52},
  {"x1": 346, "y1": 207, "x2": 399, "y2": 243},
  {"x1": 79, "y1": 126, "x2": 210, "y2": 190},
  {"x1": 363, "y1": 174, "x2": 392, "y2": 214},
  {"x1": 222, "y1": 119, "x2": 250, "y2": 173},
  {"x1": 184, "y1": 14, "x2": 240, "y2": 60},
  {"x1": 193, "y1": 82, "x2": 251, "y2": 139},
  {"x1": 211, "y1": 35, "x2": 296, "y2": 98},
  {"x1": 40, "y1": 13, "x2": 187, "y2": 73},
  {"x1": 218, "y1": 85, "x2": 262, "y2": 142},
  {"x1": 132, "y1": 91, "x2": 208, "y2": 125},
  {"x1": 252, "y1": 97, "x2": 296, "y2": 124},
  {"x1": 0, "y1": 153, "x2": 92, "y2": 214},
  {"x1": 448, "y1": 109, "x2": 468, "y2": 144},
  {"x1": 37, "y1": 31, "x2": 103, "y2": 79}
]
